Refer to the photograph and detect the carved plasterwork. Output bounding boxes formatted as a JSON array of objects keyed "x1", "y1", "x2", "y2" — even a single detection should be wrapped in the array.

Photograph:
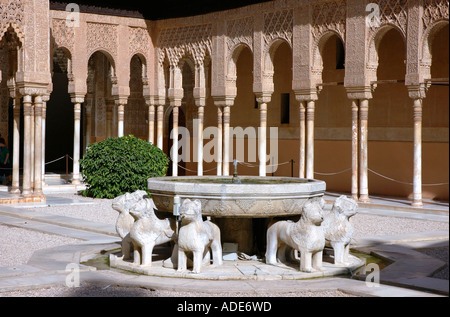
[
  {"x1": 129, "y1": 26, "x2": 150, "y2": 59},
  {"x1": 158, "y1": 23, "x2": 212, "y2": 67},
  {"x1": 311, "y1": 0, "x2": 346, "y2": 43},
  {"x1": 423, "y1": 0, "x2": 449, "y2": 31},
  {"x1": 51, "y1": 18, "x2": 75, "y2": 53},
  {"x1": 0, "y1": 0, "x2": 25, "y2": 44},
  {"x1": 263, "y1": 8, "x2": 293, "y2": 48},
  {"x1": 226, "y1": 16, "x2": 253, "y2": 54},
  {"x1": 87, "y1": 22, "x2": 118, "y2": 61},
  {"x1": 368, "y1": 0, "x2": 408, "y2": 37}
]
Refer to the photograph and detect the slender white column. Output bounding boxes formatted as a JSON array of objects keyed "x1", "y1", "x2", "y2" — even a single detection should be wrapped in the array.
[
  {"x1": 11, "y1": 97, "x2": 21, "y2": 193},
  {"x1": 359, "y1": 99, "x2": 370, "y2": 202},
  {"x1": 72, "y1": 102, "x2": 82, "y2": 185},
  {"x1": 41, "y1": 100, "x2": 47, "y2": 186},
  {"x1": 156, "y1": 105, "x2": 164, "y2": 150},
  {"x1": 351, "y1": 100, "x2": 359, "y2": 200},
  {"x1": 22, "y1": 95, "x2": 32, "y2": 196},
  {"x1": 197, "y1": 106, "x2": 204, "y2": 176},
  {"x1": 223, "y1": 106, "x2": 230, "y2": 176},
  {"x1": 299, "y1": 101, "x2": 306, "y2": 178},
  {"x1": 259, "y1": 102, "x2": 267, "y2": 176},
  {"x1": 412, "y1": 98, "x2": 423, "y2": 207},
  {"x1": 306, "y1": 100, "x2": 315, "y2": 179},
  {"x1": 30, "y1": 104, "x2": 34, "y2": 190},
  {"x1": 117, "y1": 104, "x2": 125, "y2": 137},
  {"x1": 171, "y1": 106, "x2": 179, "y2": 176},
  {"x1": 33, "y1": 96, "x2": 43, "y2": 197},
  {"x1": 148, "y1": 104, "x2": 155, "y2": 144},
  {"x1": 216, "y1": 107, "x2": 223, "y2": 176},
  {"x1": 85, "y1": 99, "x2": 92, "y2": 150}
]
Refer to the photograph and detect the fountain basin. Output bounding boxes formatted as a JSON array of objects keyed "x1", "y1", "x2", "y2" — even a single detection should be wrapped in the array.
[{"x1": 148, "y1": 176, "x2": 326, "y2": 218}]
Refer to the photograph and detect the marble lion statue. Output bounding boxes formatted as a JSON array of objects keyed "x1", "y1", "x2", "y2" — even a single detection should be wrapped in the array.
[
  {"x1": 322, "y1": 195, "x2": 358, "y2": 265},
  {"x1": 129, "y1": 198, "x2": 177, "y2": 267},
  {"x1": 265, "y1": 197, "x2": 326, "y2": 273},
  {"x1": 177, "y1": 199, "x2": 223, "y2": 274},
  {"x1": 112, "y1": 190, "x2": 148, "y2": 260}
]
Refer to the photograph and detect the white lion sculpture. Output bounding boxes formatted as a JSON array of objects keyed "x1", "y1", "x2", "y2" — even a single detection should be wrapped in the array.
[
  {"x1": 177, "y1": 199, "x2": 223, "y2": 274},
  {"x1": 129, "y1": 198, "x2": 177, "y2": 267},
  {"x1": 112, "y1": 190, "x2": 148, "y2": 260},
  {"x1": 265, "y1": 197, "x2": 326, "y2": 273},
  {"x1": 322, "y1": 195, "x2": 358, "y2": 265}
]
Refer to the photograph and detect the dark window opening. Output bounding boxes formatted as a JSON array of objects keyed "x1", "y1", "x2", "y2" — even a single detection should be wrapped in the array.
[
  {"x1": 336, "y1": 37, "x2": 345, "y2": 69},
  {"x1": 281, "y1": 93, "x2": 290, "y2": 124}
]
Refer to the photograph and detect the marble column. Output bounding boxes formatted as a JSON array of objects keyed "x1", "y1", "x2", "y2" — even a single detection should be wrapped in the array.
[
  {"x1": 11, "y1": 96, "x2": 21, "y2": 194},
  {"x1": 41, "y1": 96, "x2": 48, "y2": 187},
  {"x1": 117, "y1": 103, "x2": 125, "y2": 138},
  {"x1": 259, "y1": 102, "x2": 267, "y2": 176},
  {"x1": 298, "y1": 101, "x2": 306, "y2": 178},
  {"x1": 148, "y1": 103, "x2": 155, "y2": 144},
  {"x1": 22, "y1": 95, "x2": 33, "y2": 196},
  {"x1": 72, "y1": 98, "x2": 83, "y2": 185},
  {"x1": 171, "y1": 106, "x2": 179, "y2": 176},
  {"x1": 33, "y1": 96, "x2": 43, "y2": 197},
  {"x1": 306, "y1": 100, "x2": 315, "y2": 179},
  {"x1": 359, "y1": 99, "x2": 370, "y2": 203},
  {"x1": 84, "y1": 96, "x2": 92, "y2": 150},
  {"x1": 197, "y1": 105, "x2": 204, "y2": 176},
  {"x1": 412, "y1": 98, "x2": 423, "y2": 207},
  {"x1": 156, "y1": 104, "x2": 164, "y2": 150},
  {"x1": 222, "y1": 105, "x2": 231, "y2": 176},
  {"x1": 351, "y1": 100, "x2": 359, "y2": 201},
  {"x1": 216, "y1": 106, "x2": 223, "y2": 176}
]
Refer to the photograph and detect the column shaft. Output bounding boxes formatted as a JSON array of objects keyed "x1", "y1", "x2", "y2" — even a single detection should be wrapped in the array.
[
  {"x1": 22, "y1": 96, "x2": 32, "y2": 196},
  {"x1": 171, "y1": 106, "x2": 179, "y2": 176},
  {"x1": 306, "y1": 100, "x2": 315, "y2": 179},
  {"x1": 11, "y1": 97, "x2": 21, "y2": 193},
  {"x1": 216, "y1": 107, "x2": 223, "y2": 176},
  {"x1": 359, "y1": 99, "x2": 370, "y2": 202},
  {"x1": 351, "y1": 100, "x2": 359, "y2": 200},
  {"x1": 156, "y1": 105, "x2": 164, "y2": 150},
  {"x1": 223, "y1": 106, "x2": 230, "y2": 176},
  {"x1": 33, "y1": 96, "x2": 43, "y2": 196},
  {"x1": 259, "y1": 102, "x2": 267, "y2": 176},
  {"x1": 148, "y1": 104, "x2": 155, "y2": 144},
  {"x1": 412, "y1": 98, "x2": 423, "y2": 207},
  {"x1": 299, "y1": 101, "x2": 306, "y2": 178},
  {"x1": 117, "y1": 104, "x2": 125, "y2": 137},
  {"x1": 197, "y1": 106, "x2": 204, "y2": 176},
  {"x1": 72, "y1": 103, "x2": 82, "y2": 185}
]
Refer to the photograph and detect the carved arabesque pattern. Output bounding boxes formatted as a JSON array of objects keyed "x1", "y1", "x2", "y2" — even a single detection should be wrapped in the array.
[
  {"x1": 51, "y1": 18, "x2": 75, "y2": 53},
  {"x1": 423, "y1": 0, "x2": 449, "y2": 31},
  {"x1": 263, "y1": 9, "x2": 293, "y2": 48},
  {"x1": 0, "y1": 0, "x2": 24, "y2": 44},
  {"x1": 369, "y1": 0, "x2": 408, "y2": 36},
  {"x1": 87, "y1": 22, "x2": 118, "y2": 61},
  {"x1": 311, "y1": 0, "x2": 346, "y2": 42},
  {"x1": 129, "y1": 27, "x2": 150, "y2": 58},
  {"x1": 227, "y1": 16, "x2": 253, "y2": 53},
  {"x1": 158, "y1": 24, "x2": 212, "y2": 67}
]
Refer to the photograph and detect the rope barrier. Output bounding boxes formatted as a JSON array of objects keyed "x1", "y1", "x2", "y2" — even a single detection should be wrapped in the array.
[
  {"x1": 368, "y1": 168, "x2": 449, "y2": 187},
  {"x1": 314, "y1": 168, "x2": 352, "y2": 176},
  {"x1": 176, "y1": 164, "x2": 217, "y2": 173}
]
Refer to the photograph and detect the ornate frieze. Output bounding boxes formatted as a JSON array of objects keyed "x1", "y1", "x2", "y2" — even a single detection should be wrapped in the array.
[
  {"x1": 423, "y1": 0, "x2": 449, "y2": 31},
  {"x1": 0, "y1": 0, "x2": 25, "y2": 44},
  {"x1": 129, "y1": 26, "x2": 150, "y2": 58},
  {"x1": 263, "y1": 8, "x2": 293, "y2": 47},
  {"x1": 86, "y1": 22, "x2": 118, "y2": 60},
  {"x1": 158, "y1": 23, "x2": 212, "y2": 66},
  {"x1": 311, "y1": 0, "x2": 346, "y2": 42},
  {"x1": 51, "y1": 18, "x2": 75, "y2": 53},
  {"x1": 226, "y1": 16, "x2": 253, "y2": 53},
  {"x1": 369, "y1": 0, "x2": 408, "y2": 36}
]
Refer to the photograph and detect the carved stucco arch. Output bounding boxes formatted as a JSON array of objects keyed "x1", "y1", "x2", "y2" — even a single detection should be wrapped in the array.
[
  {"x1": 311, "y1": 30, "x2": 345, "y2": 80},
  {"x1": 367, "y1": 23, "x2": 407, "y2": 82},
  {"x1": 421, "y1": 19, "x2": 449, "y2": 79},
  {"x1": 87, "y1": 49, "x2": 116, "y2": 78},
  {"x1": 264, "y1": 37, "x2": 292, "y2": 75},
  {"x1": 227, "y1": 42, "x2": 253, "y2": 84},
  {"x1": 51, "y1": 46, "x2": 72, "y2": 75}
]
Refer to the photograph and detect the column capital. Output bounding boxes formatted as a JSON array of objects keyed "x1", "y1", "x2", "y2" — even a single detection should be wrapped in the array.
[
  {"x1": 345, "y1": 86, "x2": 373, "y2": 100},
  {"x1": 212, "y1": 95, "x2": 235, "y2": 107},
  {"x1": 407, "y1": 84, "x2": 427, "y2": 100},
  {"x1": 114, "y1": 95, "x2": 129, "y2": 106},
  {"x1": 255, "y1": 92, "x2": 272, "y2": 104},
  {"x1": 294, "y1": 89, "x2": 319, "y2": 102},
  {"x1": 70, "y1": 94, "x2": 85, "y2": 104}
]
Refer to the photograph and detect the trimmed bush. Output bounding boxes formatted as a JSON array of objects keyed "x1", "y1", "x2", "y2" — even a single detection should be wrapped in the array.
[{"x1": 80, "y1": 135, "x2": 169, "y2": 199}]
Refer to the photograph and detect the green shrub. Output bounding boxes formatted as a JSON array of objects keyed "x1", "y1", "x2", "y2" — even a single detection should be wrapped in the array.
[{"x1": 80, "y1": 135, "x2": 169, "y2": 199}]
